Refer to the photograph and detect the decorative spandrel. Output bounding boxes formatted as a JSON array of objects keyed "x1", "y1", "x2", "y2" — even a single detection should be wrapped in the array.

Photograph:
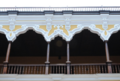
[
  {"x1": 95, "y1": 24, "x2": 120, "y2": 41},
  {"x1": 0, "y1": 25, "x2": 28, "y2": 42},
  {"x1": 0, "y1": 24, "x2": 120, "y2": 42}
]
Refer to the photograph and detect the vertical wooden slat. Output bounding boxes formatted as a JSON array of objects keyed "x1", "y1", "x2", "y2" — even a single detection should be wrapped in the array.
[
  {"x1": 79, "y1": 66, "x2": 80, "y2": 74},
  {"x1": 102, "y1": 65, "x2": 104, "y2": 73},
  {"x1": 70, "y1": 66, "x2": 72, "y2": 74},
  {"x1": 90, "y1": 65, "x2": 92, "y2": 74},
  {"x1": 31, "y1": 66, "x2": 33, "y2": 74},
  {"x1": 56, "y1": 66, "x2": 57, "y2": 74},
  {"x1": 19, "y1": 66, "x2": 21, "y2": 74},
  {"x1": 34, "y1": 66, "x2": 36, "y2": 74},
  {"x1": 105, "y1": 65, "x2": 107, "y2": 73},
  {"x1": 62, "y1": 66, "x2": 63, "y2": 74},
  {"x1": 37, "y1": 66, "x2": 38, "y2": 74},
  {"x1": 88, "y1": 66, "x2": 89, "y2": 74},
  {"x1": 74, "y1": 66, "x2": 75, "y2": 74},
  {"x1": 28, "y1": 66, "x2": 30, "y2": 74},
  {"x1": 59, "y1": 66, "x2": 60, "y2": 74},
  {"x1": 25, "y1": 66, "x2": 27, "y2": 74},
  {"x1": 22, "y1": 67, "x2": 24, "y2": 74},
  {"x1": 7, "y1": 66, "x2": 10, "y2": 74},
  {"x1": 14, "y1": 66, "x2": 16, "y2": 74},
  {"x1": 43, "y1": 66, "x2": 44, "y2": 74},
  {"x1": 53, "y1": 66, "x2": 54, "y2": 74},
  {"x1": 93, "y1": 66, "x2": 95, "y2": 73},
  {"x1": 40, "y1": 66, "x2": 41, "y2": 74},
  {"x1": 76, "y1": 66, "x2": 78, "y2": 74},
  {"x1": 50, "y1": 66, "x2": 52, "y2": 74},
  {"x1": 85, "y1": 65, "x2": 86, "y2": 74},
  {"x1": 11, "y1": 66, "x2": 13, "y2": 74},
  {"x1": 17, "y1": 66, "x2": 19, "y2": 74},
  {"x1": 118, "y1": 65, "x2": 120, "y2": 73},
  {"x1": 82, "y1": 66, "x2": 83, "y2": 74},
  {"x1": 96, "y1": 65, "x2": 98, "y2": 73},
  {"x1": 99, "y1": 65, "x2": 101, "y2": 73},
  {"x1": 115, "y1": 65, "x2": 117, "y2": 73}
]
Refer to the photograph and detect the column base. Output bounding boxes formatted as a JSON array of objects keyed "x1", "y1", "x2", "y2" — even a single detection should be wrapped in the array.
[
  {"x1": 66, "y1": 61, "x2": 71, "y2": 74},
  {"x1": 106, "y1": 61, "x2": 112, "y2": 73},
  {"x1": 66, "y1": 61, "x2": 71, "y2": 64},
  {"x1": 3, "y1": 61, "x2": 9, "y2": 74},
  {"x1": 45, "y1": 61, "x2": 50, "y2": 64},
  {"x1": 45, "y1": 61, "x2": 50, "y2": 74}
]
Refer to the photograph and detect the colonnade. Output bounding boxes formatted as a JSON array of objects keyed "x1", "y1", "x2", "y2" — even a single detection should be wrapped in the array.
[{"x1": 2, "y1": 39, "x2": 112, "y2": 74}]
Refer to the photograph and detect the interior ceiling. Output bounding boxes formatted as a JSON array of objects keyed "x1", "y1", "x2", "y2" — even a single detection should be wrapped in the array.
[{"x1": 0, "y1": 29, "x2": 120, "y2": 57}]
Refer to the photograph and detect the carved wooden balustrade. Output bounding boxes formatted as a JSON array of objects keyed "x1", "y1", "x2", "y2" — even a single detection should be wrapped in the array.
[{"x1": 0, "y1": 63, "x2": 120, "y2": 74}]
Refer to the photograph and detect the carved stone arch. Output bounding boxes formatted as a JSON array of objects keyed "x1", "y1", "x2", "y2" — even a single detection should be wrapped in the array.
[
  {"x1": 1, "y1": 24, "x2": 120, "y2": 42},
  {"x1": 0, "y1": 24, "x2": 50, "y2": 42},
  {"x1": 45, "y1": 24, "x2": 84, "y2": 42},
  {"x1": 69, "y1": 24, "x2": 120, "y2": 41},
  {"x1": 16, "y1": 25, "x2": 48, "y2": 42}
]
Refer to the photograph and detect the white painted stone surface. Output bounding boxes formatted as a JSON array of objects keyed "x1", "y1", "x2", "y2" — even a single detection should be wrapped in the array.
[{"x1": 0, "y1": 74, "x2": 120, "y2": 81}]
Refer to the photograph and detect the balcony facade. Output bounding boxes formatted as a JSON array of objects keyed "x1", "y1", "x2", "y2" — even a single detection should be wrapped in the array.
[{"x1": 0, "y1": 6, "x2": 120, "y2": 81}]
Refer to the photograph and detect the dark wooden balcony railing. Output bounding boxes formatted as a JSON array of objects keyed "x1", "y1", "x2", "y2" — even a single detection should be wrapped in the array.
[
  {"x1": 49, "y1": 64, "x2": 67, "y2": 74},
  {"x1": 71, "y1": 64, "x2": 107, "y2": 74},
  {"x1": 112, "y1": 63, "x2": 120, "y2": 73},
  {"x1": 0, "y1": 63, "x2": 120, "y2": 74},
  {"x1": 0, "y1": 64, "x2": 3, "y2": 74},
  {"x1": 7, "y1": 64, "x2": 45, "y2": 74}
]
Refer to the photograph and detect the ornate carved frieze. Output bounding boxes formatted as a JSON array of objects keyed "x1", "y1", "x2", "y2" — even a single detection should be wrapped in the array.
[{"x1": 0, "y1": 14, "x2": 120, "y2": 42}]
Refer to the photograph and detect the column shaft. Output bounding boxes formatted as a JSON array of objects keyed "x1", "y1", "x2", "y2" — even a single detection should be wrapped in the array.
[
  {"x1": 45, "y1": 42, "x2": 50, "y2": 74},
  {"x1": 105, "y1": 41, "x2": 112, "y2": 73},
  {"x1": 66, "y1": 42, "x2": 71, "y2": 74},
  {"x1": 3, "y1": 41, "x2": 12, "y2": 74}
]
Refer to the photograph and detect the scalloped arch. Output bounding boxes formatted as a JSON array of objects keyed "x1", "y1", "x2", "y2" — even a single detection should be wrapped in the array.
[{"x1": 0, "y1": 24, "x2": 120, "y2": 42}]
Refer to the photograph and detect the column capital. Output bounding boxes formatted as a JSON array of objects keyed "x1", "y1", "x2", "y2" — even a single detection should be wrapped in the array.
[
  {"x1": 8, "y1": 41, "x2": 12, "y2": 43},
  {"x1": 66, "y1": 41, "x2": 70, "y2": 43},
  {"x1": 47, "y1": 42, "x2": 50, "y2": 43},
  {"x1": 104, "y1": 41, "x2": 108, "y2": 42}
]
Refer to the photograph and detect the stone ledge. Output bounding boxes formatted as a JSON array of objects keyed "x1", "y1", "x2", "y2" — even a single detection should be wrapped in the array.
[{"x1": 0, "y1": 74, "x2": 120, "y2": 81}]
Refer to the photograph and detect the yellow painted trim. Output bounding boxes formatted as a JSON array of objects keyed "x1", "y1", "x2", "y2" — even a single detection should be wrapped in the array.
[
  {"x1": 107, "y1": 25, "x2": 114, "y2": 30},
  {"x1": 96, "y1": 25, "x2": 104, "y2": 30},
  {"x1": 60, "y1": 25, "x2": 69, "y2": 36},
  {"x1": 39, "y1": 25, "x2": 48, "y2": 32},
  {"x1": 48, "y1": 25, "x2": 57, "y2": 36},
  {"x1": 104, "y1": 31, "x2": 107, "y2": 35},
  {"x1": 69, "y1": 25, "x2": 77, "y2": 31},
  {"x1": 2, "y1": 25, "x2": 11, "y2": 31},
  {"x1": 12, "y1": 25, "x2": 22, "y2": 31},
  {"x1": 10, "y1": 33, "x2": 12, "y2": 37}
]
